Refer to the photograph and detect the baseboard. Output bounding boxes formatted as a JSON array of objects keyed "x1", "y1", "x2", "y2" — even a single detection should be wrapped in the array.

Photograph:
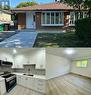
[
  {"x1": 70, "y1": 72, "x2": 91, "y2": 79},
  {"x1": 47, "y1": 72, "x2": 91, "y2": 80},
  {"x1": 47, "y1": 73, "x2": 69, "y2": 80}
]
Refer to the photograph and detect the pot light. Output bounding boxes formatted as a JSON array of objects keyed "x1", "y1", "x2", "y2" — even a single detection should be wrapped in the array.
[
  {"x1": 64, "y1": 48, "x2": 75, "y2": 55},
  {"x1": 13, "y1": 49, "x2": 17, "y2": 54}
]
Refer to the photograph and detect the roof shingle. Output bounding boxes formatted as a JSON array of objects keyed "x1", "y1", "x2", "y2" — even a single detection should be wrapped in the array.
[{"x1": 12, "y1": 2, "x2": 74, "y2": 11}]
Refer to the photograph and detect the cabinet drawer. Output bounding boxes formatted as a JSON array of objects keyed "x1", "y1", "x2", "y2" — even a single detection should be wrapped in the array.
[{"x1": 36, "y1": 86, "x2": 45, "y2": 93}]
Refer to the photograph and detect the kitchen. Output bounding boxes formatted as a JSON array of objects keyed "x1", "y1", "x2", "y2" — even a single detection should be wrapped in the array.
[{"x1": 0, "y1": 48, "x2": 46, "y2": 95}]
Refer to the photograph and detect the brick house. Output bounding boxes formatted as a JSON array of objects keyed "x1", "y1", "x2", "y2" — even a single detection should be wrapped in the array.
[{"x1": 12, "y1": 2, "x2": 87, "y2": 30}]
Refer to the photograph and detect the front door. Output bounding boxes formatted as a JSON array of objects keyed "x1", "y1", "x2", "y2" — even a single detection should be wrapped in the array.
[{"x1": 26, "y1": 12, "x2": 36, "y2": 29}]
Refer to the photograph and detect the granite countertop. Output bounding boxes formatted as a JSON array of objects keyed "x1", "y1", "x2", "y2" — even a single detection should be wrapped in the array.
[{"x1": 13, "y1": 73, "x2": 46, "y2": 80}]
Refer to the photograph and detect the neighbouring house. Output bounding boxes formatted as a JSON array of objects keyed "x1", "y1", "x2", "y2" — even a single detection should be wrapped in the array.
[
  {"x1": 12, "y1": 2, "x2": 87, "y2": 30},
  {"x1": 0, "y1": 10, "x2": 14, "y2": 31}
]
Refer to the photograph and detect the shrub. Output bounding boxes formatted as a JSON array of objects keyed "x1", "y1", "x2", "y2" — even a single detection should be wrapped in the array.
[{"x1": 75, "y1": 18, "x2": 91, "y2": 45}]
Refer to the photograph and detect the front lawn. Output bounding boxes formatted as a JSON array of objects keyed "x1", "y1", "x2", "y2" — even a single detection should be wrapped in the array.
[{"x1": 34, "y1": 32, "x2": 86, "y2": 47}]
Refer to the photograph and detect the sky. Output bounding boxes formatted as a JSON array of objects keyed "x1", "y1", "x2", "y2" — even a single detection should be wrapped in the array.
[{"x1": 10, "y1": 0, "x2": 54, "y2": 7}]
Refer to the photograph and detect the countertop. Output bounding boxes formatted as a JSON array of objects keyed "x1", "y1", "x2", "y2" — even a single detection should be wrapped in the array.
[
  {"x1": 13, "y1": 73, "x2": 46, "y2": 80},
  {"x1": 0, "y1": 76, "x2": 5, "y2": 81}
]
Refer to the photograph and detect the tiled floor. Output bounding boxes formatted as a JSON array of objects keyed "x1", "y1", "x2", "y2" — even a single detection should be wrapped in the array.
[
  {"x1": 6, "y1": 85, "x2": 44, "y2": 95},
  {"x1": 0, "y1": 32, "x2": 37, "y2": 48}
]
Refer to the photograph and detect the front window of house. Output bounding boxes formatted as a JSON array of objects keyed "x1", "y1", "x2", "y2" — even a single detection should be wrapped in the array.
[
  {"x1": 42, "y1": 12, "x2": 64, "y2": 26},
  {"x1": 47, "y1": 13, "x2": 50, "y2": 24},
  {"x1": 51, "y1": 12, "x2": 54, "y2": 24}
]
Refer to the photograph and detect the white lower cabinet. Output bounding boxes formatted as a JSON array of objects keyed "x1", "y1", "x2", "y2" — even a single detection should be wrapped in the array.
[
  {"x1": 34, "y1": 79, "x2": 45, "y2": 93},
  {"x1": 0, "y1": 80, "x2": 6, "y2": 95},
  {"x1": 16, "y1": 75, "x2": 45, "y2": 94}
]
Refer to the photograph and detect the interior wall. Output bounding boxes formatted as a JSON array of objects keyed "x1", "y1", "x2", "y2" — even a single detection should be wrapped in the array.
[
  {"x1": 0, "y1": 52, "x2": 14, "y2": 72},
  {"x1": 71, "y1": 58, "x2": 91, "y2": 78},
  {"x1": 46, "y1": 53, "x2": 71, "y2": 79}
]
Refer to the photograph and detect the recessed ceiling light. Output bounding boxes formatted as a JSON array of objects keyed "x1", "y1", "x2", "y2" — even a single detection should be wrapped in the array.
[
  {"x1": 64, "y1": 48, "x2": 75, "y2": 55},
  {"x1": 13, "y1": 49, "x2": 17, "y2": 54}
]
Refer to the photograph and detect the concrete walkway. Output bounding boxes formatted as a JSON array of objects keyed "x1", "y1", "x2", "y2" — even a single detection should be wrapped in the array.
[{"x1": 0, "y1": 32, "x2": 38, "y2": 48}]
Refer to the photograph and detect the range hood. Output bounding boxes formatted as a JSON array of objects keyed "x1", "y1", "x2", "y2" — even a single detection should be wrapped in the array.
[{"x1": 0, "y1": 60, "x2": 13, "y2": 67}]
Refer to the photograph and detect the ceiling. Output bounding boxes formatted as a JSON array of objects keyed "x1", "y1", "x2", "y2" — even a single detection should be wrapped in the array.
[
  {"x1": 0, "y1": 48, "x2": 91, "y2": 60},
  {"x1": 46, "y1": 48, "x2": 91, "y2": 60},
  {"x1": 0, "y1": 48, "x2": 45, "y2": 55}
]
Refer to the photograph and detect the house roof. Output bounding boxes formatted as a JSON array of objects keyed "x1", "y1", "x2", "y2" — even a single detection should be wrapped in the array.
[
  {"x1": 12, "y1": 2, "x2": 74, "y2": 11},
  {"x1": 0, "y1": 10, "x2": 12, "y2": 14}
]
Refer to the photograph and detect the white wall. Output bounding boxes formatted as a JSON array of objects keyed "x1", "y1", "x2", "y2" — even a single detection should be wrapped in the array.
[
  {"x1": 13, "y1": 54, "x2": 28, "y2": 68},
  {"x1": 71, "y1": 58, "x2": 91, "y2": 78},
  {"x1": 0, "y1": 52, "x2": 14, "y2": 63},
  {"x1": 0, "y1": 52, "x2": 14, "y2": 72},
  {"x1": 46, "y1": 53, "x2": 71, "y2": 79},
  {"x1": 28, "y1": 49, "x2": 45, "y2": 69},
  {"x1": 13, "y1": 49, "x2": 45, "y2": 69}
]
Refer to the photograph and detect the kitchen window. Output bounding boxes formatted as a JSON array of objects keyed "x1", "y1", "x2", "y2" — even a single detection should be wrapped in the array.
[
  {"x1": 76, "y1": 60, "x2": 88, "y2": 67},
  {"x1": 42, "y1": 12, "x2": 64, "y2": 26}
]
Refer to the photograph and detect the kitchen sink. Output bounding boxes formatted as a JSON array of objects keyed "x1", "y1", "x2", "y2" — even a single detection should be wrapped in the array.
[{"x1": 23, "y1": 74, "x2": 34, "y2": 77}]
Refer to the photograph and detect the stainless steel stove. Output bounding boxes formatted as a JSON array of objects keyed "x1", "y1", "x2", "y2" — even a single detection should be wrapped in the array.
[{"x1": 0, "y1": 72, "x2": 16, "y2": 92}]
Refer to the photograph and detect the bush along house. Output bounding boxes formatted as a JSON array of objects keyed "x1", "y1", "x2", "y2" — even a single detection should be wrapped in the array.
[
  {"x1": 0, "y1": 10, "x2": 14, "y2": 31},
  {"x1": 12, "y1": 2, "x2": 88, "y2": 30}
]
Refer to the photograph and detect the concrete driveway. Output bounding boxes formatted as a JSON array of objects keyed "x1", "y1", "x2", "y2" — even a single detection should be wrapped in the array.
[{"x1": 0, "y1": 32, "x2": 38, "y2": 48}]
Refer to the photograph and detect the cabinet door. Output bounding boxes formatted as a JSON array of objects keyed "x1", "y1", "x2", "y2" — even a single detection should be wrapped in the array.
[
  {"x1": 16, "y1": 75, "x2": 20, "y2": 84},
  {"x1": 17, "y1": 75, "x2": 23, "y2": 86},
  {"x1": 34, "y1": 79, "x2": 46, "y2": 94},
  {"x1": 27, "y1": 77, "x2": 33, "y2": 89},
  {"x1": 0, "y1": 80, "x2": 6, "y2": 95},
  {"x1": 23, "y1": 76, "x2": 28, "y2": 88}
]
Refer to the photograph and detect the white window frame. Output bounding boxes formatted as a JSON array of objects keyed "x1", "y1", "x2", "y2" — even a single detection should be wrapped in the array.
[
  {"x1": 69, "y1": 11, "x2": 87, "y2": 26},
  {"x1": 41, "y1": 11, "x2": 64, "y2": 26},
  {"x1": 69, "y1": 12, "x2": 75, "y2": 26}
]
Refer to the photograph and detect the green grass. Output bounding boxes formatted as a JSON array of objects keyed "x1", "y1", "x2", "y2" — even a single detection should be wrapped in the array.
[{"x1": 34, "y1": 32, "x2": 85, "y2": 47}]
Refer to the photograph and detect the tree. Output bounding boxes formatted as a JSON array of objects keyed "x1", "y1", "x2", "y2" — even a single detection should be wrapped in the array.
[
  {"x1": 59, "y1": 0, "x2": 91, "y2": 17},
  {"x1": 84, "y1": 0, "x2": 91, "y2": 17},
  {"x1": 16, "y1": 1, "x2": 38, "y2": 8},
  {"x1": 0, "y1": 5, "x2": 10, "y2": 10}
]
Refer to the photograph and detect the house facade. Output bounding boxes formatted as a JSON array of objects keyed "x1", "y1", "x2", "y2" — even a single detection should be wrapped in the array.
[
  {"x1": 12, "y1": 2, "x2": 87, "y2": 30},
  {"x1": 0, "y1": 10, "x2": 13, "y2": 31}
]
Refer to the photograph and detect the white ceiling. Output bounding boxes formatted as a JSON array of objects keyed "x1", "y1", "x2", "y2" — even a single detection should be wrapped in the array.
[
  {"x1": 0, "y1": 48, "x2": 45, "y2": 55},
  {"x1": 46, "y1": 48, "x2": 91, "y2": 60},
  {"x1": 0, "y1": 48, "x2": 91, "y2": 60}
]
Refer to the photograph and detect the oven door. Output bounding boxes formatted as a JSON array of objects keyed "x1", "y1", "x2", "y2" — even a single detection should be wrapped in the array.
[{"x1": 5, "y1": 77, "x2": 16, "y2": 92}]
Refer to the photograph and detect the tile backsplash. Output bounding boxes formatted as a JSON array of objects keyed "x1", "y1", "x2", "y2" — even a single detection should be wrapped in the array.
[
  {"x1": 0, "y1": 67, "x2": 12, "y2": 72},
  {"x1": 13, "y1": 65, "x2": 45, "y2": 75}
]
